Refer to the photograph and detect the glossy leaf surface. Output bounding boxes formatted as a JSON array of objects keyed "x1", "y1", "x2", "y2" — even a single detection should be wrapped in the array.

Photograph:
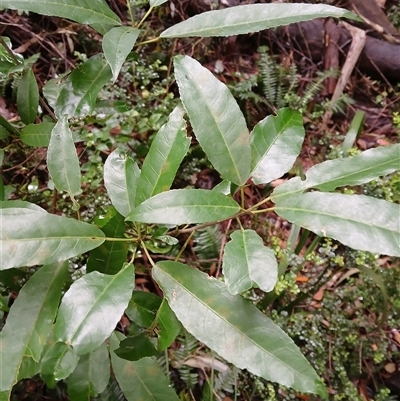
[
  {"x1": 110, "y1": 332, "x2": 180, "y2": 401},
  {"x1": 153, "y1": 261, "x2": 327, "y2": 396},
  {"x1": 103, "y1": 27, "x2": 140, "y2": 82},
  {"x1": 104, "y1": 148, "x2": 140, "y2": 217},
  {"x1": 17, "y1": 68, "x2": 39, "y2": 124},
  {"x1": 55, "y1": 55, "x2": 112, "y2": 118},
  {"x1": 0, "y1": 262, "x2": 68, "y2": 399},
  {"x1": 54, "y1": 263, "x2": 134, "y2": 355},
  {"x1": 0, "y1": 207, "x2": 105, "y2": 270},
  {"x1": 87, "y1": 206, "x2": 128, "y2": 274},
  {"x1": 161, "y1": 3, "x2": 359, "y2": 37},
  {"x1": 272, "y1": 144, "x2": 400, "y2": 199},
  {"x1": 174, "y1": 55, "x2": 250, "y2": 185},
  {"x1": 68, "y1": 342, "x2": 110, "y2": 401},
  {"x1": 136, "y1": 106, "x2": 190, "y2": 205},
  {"x1": 47, "y1": 115, "x2": 81, "y2": 197},
  {"x1": 274, "y1": 192, "x2": 400, "y2": 256},
  {"x1": 0, "y1": 0, "x2": 121, "y2": 29},
  {"x1": 223, "y1": 229, "x2": 278, "y2": 295},
  {"x1": 250, "y1": 109, "x2": 305, "y2": 184},
  {"x1": 126, "y1": 189, "x2": 240, "y2": 225},
  {"x1": 20, "y1": 122, "x2": 55, "y2": 147}
]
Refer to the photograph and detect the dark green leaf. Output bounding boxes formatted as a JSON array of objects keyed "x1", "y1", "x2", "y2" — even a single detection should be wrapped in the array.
[
  {"x1": 126, "y1": 291, "x2": 162, "y2": 328},
  {"x1": 0, "y1": 114, "x2": 20, "y2": 136},
  {"x1": 160, "y1": 4, "x2": 359, "y2": 38},
  {"x1": 17, "y1": 68, "x2": 39, "y2": 124},
  {"x1": 135, "y1": 106, "x2": 190, "y2": 205},
  {"x1": 0, "y1": 262, "x2": 68, "y2": 398},
  {"x1": 153, "y1": 261, "x2": 327, "y2": 397},
  {"x1": 20, "y1": 122, "x2": 55, "y2": 147},
  {"x1": 115, "y1": 333, "x2": 159, "y2": 361},
  {"x1": 174, "y1": 55, "x2": 251, "y2": 185},
  {"x1": 54, "y1": 263, "x2": 134, "y2": 355},
  {"x1": 250, "y1": 108, "x2": 305, "y2": 184},
  {"x1": 55, "y1": 55, "x2": 112, "y2": 118},
  {"x1": 274, "y1": 192, "x2": 400, "y2": 256},
  {"x1": 126, "y1": 189, "x2": 240, "y2": 225},
  {"x1": 155, "y1": 299, "x2": 181, "y2": 351}
]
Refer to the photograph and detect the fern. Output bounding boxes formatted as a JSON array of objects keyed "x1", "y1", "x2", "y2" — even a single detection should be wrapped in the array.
[
  {"x1": 95, "y1": 377, "x2": 126, "y2": 401},
  {"x1": 214, "y1": 365, "x2": 239, "y2": 397},
  {"x1": 193, "y1": 225, "x2": 223, "y2": 262}
]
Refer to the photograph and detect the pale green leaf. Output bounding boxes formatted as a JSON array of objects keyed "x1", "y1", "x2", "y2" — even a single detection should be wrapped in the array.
[
  {"x1": 136, "y1": 105, "x2": 190, "y2": 205},
  {"x1": 174, "y1": 55, "x2": 251, "y2": 185},
  {"x1": 0, "y1": 207, "x2": 105, "y2": 270},
  {"x1": 68, "y1": 342, "x2": 110, "y2": 401},
  {"x1": 272, "y1": 144, "x2": 400, "y2": 200},
  {"x1": 103, "y1": 27, "x2": 140, "y2": 82},
  {"x1": 150, "y1": 0, "x2": 168, "y2": 6},
  {"x1": 126, "y1": 189, "x2": 240, "y2": 225},
  {"x1": 250, "y1": 108, "x2": 305, "y2": 184},
  {"x1": 55, "y1": 55, "x2": 112, "y2": 118},
  {"x1": 54, "y1": 263, "x2": 134, "y2": 355},
  {"x1": 160, "y1": 3, "x2": 359, "y2": 38},
  {"x1": 110, "y1": 332, "x2": 180, "y2": 401},
  {"x1": 153, "y1": 261, "x2": 327, "y2": 397},
  {"x1": 0, "y1": 262, "x2": 68, "y2": 397},
  {"x1": 0, "y1": 0, "x2": 121, "y2": 29},
  {"x1": 104, "y1": 148, "x2": 140, "y2": 217},
  {"x1": 223, "y1": 229, "x2": 278, "y2": 295},
  {"x1": 20, "y1": 122, "x2": 55, "y2": 147},
  {"x1": 274, "y1": 192, "x2": 400, "y2": 256},
  {"x1": 17, "y1": 68, "x2": 39, "y2": 124},
  {"x1": 47, "y1": 115, "x2": 81, "y2": 197}
]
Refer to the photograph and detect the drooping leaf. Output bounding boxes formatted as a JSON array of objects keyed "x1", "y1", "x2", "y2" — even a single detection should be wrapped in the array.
[
  {"x1": 110, "y1": 332, "x2": 180, "y2": 401},
  {"x1": 135, "y1": 106, "x2": 190, "y2": 205},
  {"x1": 55, "y1": 55, "x2": 112, "y2": 118},
  {"x1": 155, "y1": 299, "x2": 181, "y2": 351},
  {"x1": 0, "y1": 0, "x2": 121, "y2": 29},
  {"x1": 160, "y1": 3, "x2": 359, "y2": 38},
  {"x1": 104, "y1": 148, "x2": 140, "y2": 217},
  {"x1": 0, "y1": 262, "x2": 68, "y2": 399},
  {"x1": 250, "y1": 108, "x2": 305, "y2": 184},
  {"x1": 0, "y1": 206, "x2": 105, "y2": 270},
  {"x1": 20, "y1": 122, "x2": 55, "y2": 147},
  {"x1": 272, "y1": 144, "x2": 400, "y2": 199},
  {"x1": 126, "y1": 189, "x2": 240, "y2": 225},
  {"x1": 103, "y1": 27, "x2": 140, "y2": 82},
  {"x1": 47, "y1": 115, "x2": 81, "y2": 197},
  {"x1": 87, "y1": 206, "x2": 128, "y2": 274},
  {"x1": 274, "y1": 192, "x2": 400, "y2": 257},
  {"x1": 222, "y1": 229, "x2": 278, "y2": 295},
  {"x1": 54, "y1": 263, "x2": 134, "y2": 355},
  {"x1": 40, "y1": 342, "x2": 79, "y2": 388},
  {"x1": 153, "y1": 261, "x2": 327, "y2": 397},
  {"x1": 126, "y1": 291, "x2": 162, "y2": 327},
  {"x1": 17, "y1": 68, "x2": 39, "y2": 124},
  {"x1": 174, "y1": 55, "x2": 251, "y2": 186},
  {"x1": 150, "y1": 0, "x2": 168, "y2": 6},
  {"x1": 68, "y1": 342, "x2": 110, "y2": 401},
  {"x1": 115, "y1": 333, "x2": 159, "y2": 361}
]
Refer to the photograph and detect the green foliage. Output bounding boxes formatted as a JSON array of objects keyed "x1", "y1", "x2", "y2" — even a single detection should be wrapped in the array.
[{"x1": 0, "y1": 2, "x2": 398, "y2": 401}]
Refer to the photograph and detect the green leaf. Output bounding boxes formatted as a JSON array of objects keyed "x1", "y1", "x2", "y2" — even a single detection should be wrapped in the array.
[
  {"x1": 110, "y1": 332, "x2": 180, "y2": 401},
  {"x1": 155, "y1": 299, "x2": 181, "y2": 351},
  {"x1": 153, "y1": 261, "x2": 327, "y2": 397},
  {"x1": 0, "y1": 126, "x2": 9, "y2": 139},
  {"x1": 126, "y1": 189, "x2": 240, "y2": 225},
  {"x1": 68, "y1": 342, "x2": 110, "y2": 401},
  {"x1": 0, "y1": 114, "x2": 20, "y2": 136},
  {"x1": 0, "y1": 294, "x2": 9, "y2": 312},
  {"x1": 341, "y1": 110, "x2": 365, "y2": 155},
  {"x1": 115, "y1": 333, "x2": 159, "y2": 361},
  {"x1": 42, "y1": 72, "x2": 69, "y2": 109},
  {"x1": 250, "y1": 108, "x2": 305, "y2": 184},
  {"x1": 272, "y1": 144, "x2": 400, "y2": 199},
  {"x1": 87, "y1": 206, "x2": 128, "y2": 274},
  {"x1": 54, "y1": 263, "x2": 134, "y2": 355},
  {"x1": 160, "y1": 3, "x2": 359, "y2": 38},
  {"x1": 104, "y1": 148, "x2": 140, "y2": 217},
  {"x1": 0, "y1": 262, "x2": 68, "y2": 398},
  {"x1": 17, "y1": 68, "x2": 39, "y2": 124},
  {"x1": 40, "y1": 342, "x2": 79, "y2": 388},
  {"x1": 0, "y1": 206, "x2": 105, "y2": 270},
  {"x1": 20, "y1": 122, "x2": 55, "y2": 147},
  {"x1": 0, "y1": 0, "x2": 121, "y2": 29},
  {"x1": 150, "y1": 0, "x2": 168, "y2": 6},
  {"x1": 174, "y1": 55, "x2": 250, "y2": 186},
  {"x1": 274, "y1": 192, "x2": 400, "y2": 257},
  {"x1": 0, "y1": 200, "x2": 46, "y2": 211},
  {"x1": 55, "y1": 55, "x2": 112, "y2": 118},
  {"x1": 222, "y1": 229, "x2": 278, "y2": 295},
  {"x1": 47, "y1": 115, "x2": 81, "y2": 197},
  {"x1": 103, "y1": 27, "x2": 140, "y2": 82},
  {"x1": 126, "y1": 291, "x2": 162, "y2": 327},
  {"x1": 136, "y1": 106, "x2": 190, "y2": 205}
]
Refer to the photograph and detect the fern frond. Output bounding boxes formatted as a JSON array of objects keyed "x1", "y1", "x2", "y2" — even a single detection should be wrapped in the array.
[
  {"x1": 96, "y1": 377, "x2": 126, "y2": 401},
  {"x1": 258, "y1": 47, "x2": 278, "y2": 106},
  {"x1": 193, "y1": 225, "x2": 223, "y2": 261}
]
